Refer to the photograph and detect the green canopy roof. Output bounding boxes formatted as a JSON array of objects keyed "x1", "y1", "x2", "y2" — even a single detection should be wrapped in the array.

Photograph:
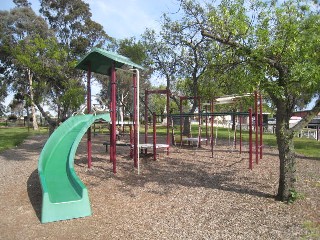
[{"x1": 75, "y1": 47, "x2": 143, "y2": 75}]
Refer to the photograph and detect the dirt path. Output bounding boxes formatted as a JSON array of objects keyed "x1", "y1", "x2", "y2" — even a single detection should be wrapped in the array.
[{"x1": 0, "y1": 134, "x2": 319, "y2": 239}]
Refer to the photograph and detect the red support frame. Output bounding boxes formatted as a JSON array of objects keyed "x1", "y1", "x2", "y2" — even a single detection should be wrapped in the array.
[
  {"x1": 249, "y1": 107, "x2": 253, "y2": 170},
  {"x1": 254, "y1": 91, "x2": 259, "y2": 164},
  {"x1": 144, "y1": 88, "x2": 170, "y2": 154},
  {"x1": 239, "y1": 107, "x2": 243, "y2": 154},
  {"x1": 133, "y1": 72, "x2": 138, "y2": 168},
  {"x1": 87, "y1": 63, "x2": 92, "y2": 168},
  {"x1": 210, "y1": 100, "x2": 215, "y2": 158},
  {"x1": 153, "y1": 112, "x2": 157, "y2": 161},
  {"x1": 259, "y1": 93, "x2": 263, "y2": 159},
  {"x1": 110, "y1": 63, "x2": 117, "y2": 173}
]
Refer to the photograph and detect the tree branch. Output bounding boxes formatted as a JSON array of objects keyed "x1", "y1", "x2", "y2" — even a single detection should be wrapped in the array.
[
  {"x1": 291, "y1": 96, "x2": 320, "y2": 132},
  {"x1": 201, "y1": 30, "x2": 283, "y2": 72}
]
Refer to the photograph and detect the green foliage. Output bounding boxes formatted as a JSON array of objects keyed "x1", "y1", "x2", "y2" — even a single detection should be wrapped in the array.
[
  {"x1": 288, "y1": 189, "x2": 305, "y2": 204},
  {"x1": 118, "y1": 38, "x2": 147, "y2": 65},
  {"x1": 204, "y1": 0, "x2": 320, "y2": 110},
  {"x1": 59, "y1": 79, "x2": 85, "y2": 113},
  {"x1": 40, "y1": 0, "x2": 109, "y2": 57},
  {"x1": 201, "y1": 0, "x2": 320, "y2": 201},
  {"x1": 142, "y1": 0, "x2": 212, "y2": 100}
]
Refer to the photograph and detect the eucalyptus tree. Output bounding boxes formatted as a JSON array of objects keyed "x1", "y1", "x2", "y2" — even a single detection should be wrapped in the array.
[
  {"x1": 0, "y1": 4, "x2": 51, "y2": 129},
  {"x1": 12, "y1": 35, "x2": 85, "y2": 133},
  {"x1": 201, "y1": 0, "x2": 320, "y2": 201},
  {"x1": 39, "y1": 0, "x2": 111, "y2": 121},
  {"x1": 0, "y1": 2, "x2": 88, "y2": 132},
  {"x1": 39, "y1": 0, "x2": 109, "y2": 58}
]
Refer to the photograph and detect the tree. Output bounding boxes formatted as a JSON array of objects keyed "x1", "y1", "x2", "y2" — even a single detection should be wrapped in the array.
[
  {"x1": 39, "y1": 0, "x2": 111, "y2": 125},
  {"x1": 13, "y1": 0, "x2": 31, "y2": 8},
  {"x1": 142, "y1": 1, "x2": 213, "y2": 134},
  {"x1": 201, "y1": 0, "x2": 320, "y2": 201},
  {"x1": 0, "y1": 5, "x2": 51, "y2": 129},
  {"x1": 1, "y1": 1, "x2": 109, "y2": 133},
  {"x1": 11, "y1": 35, "x2": 85, "y2": 132},
  {"x1": 0, "y1": 6, "x2": 49, "y2": 99},
  {"x1": 39, "y1": 0, "x2": 109, "y2": 58}
]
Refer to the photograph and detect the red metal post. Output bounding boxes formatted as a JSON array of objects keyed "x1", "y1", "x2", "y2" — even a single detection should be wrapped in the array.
[
  {"x1": 133, "y1": 72, "x2": 138, "y2": 168},
  {"x1": 180, "y1": 97, "x2": 183, "y2": 147},
  {"x1": 233, "y1": 114, "x2": 237, "y2": 149},
  {"x1": 249, "y1": 108, "x2": 253, "y2": 170},
  {"x1": 211, "y1": 100, "x2": 214, "y2": 158},
  {"x1": 144, "y1": 90, "x2": 148, "y2": 154},
  {"x1": 110, "y1": 63, "x2": 117, "y2": 173},
  {"x1": 153, "y1": 112, "x2": 157, "y2": 161},
  {"x1": 205, "y1": 105, "x2": 208, "y2": 146},
  {"x1": 198, "y1": 97, "x2": 201, "y2": 148},
  {"x1": 239, "y1": 111, "x2": 242, "y2": 154},
  {"x1": 87, "y1": 63, "x2": 92, "y2": 168},
  {"x1": 254, "y1": 91, "x2": 259, "y2": 164},
  {"x1": 166, "y1": 87, "x2": 170, "y2": 155},
  {"x1": 259, "y1": 93, "x2": 263, "y2": 159}
]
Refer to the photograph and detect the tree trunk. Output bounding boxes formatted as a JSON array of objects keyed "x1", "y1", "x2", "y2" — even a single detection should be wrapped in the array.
[
  {"x1": 275, "y1": 107, "x2": 296, "y2": 202},
  {"x1": 35, "y1": 103, "x2": 57, "y2": 136},
  {"x1": 27, "y1": 69, "x2": 39, "y2": 130},
  {"x1": 182, "y1": 101, "x2": 197, "y2": 136}
]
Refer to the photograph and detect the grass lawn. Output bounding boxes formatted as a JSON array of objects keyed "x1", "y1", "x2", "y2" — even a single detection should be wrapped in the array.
[
  {"x1": 155, "y1": 125, "x2": 320, "y2": 159},
  {"x1": 1, "y1": 125, "x2": 319, "y2": 158},
  {"x1": 0, "y1": 127, "x2": 47, "y2": 153}
]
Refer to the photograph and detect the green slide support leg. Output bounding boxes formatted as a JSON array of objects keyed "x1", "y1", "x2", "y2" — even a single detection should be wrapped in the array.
[{"x1": 38, "y1": 113, "x2": 110, "y2": 223}]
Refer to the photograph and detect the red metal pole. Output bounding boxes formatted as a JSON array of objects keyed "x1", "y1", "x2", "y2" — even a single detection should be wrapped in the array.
[
  {"x1": 239, "y1": 111, "x2": 242, "y2": 154},
  {"x1": 259, "y1": 93, "x2": 263, "y2": 159},
  {"x1": 133, "y1": 72, "x2": 138, "y2": 168},
  {"x1": 198, "y1": 97, "x2": 201, "y2": 148},
  {"x1": 180, "y1": 97, "x2": 183, "y2": 147},
  {"x1": 254, "y1": 91, "x2": 259, "y2": 164},
  {"x1": 144, "y1": 90, "x2": 148, "y2": 154},
  {"x1": 166, "y1": 88, "x2": 170, "y2": 155},
  {"x1": 87, "y1": 63, "x2": 92, "y2": 168},
  {"x1": 205, "y1": 105, "x2": 208, "y2": 146},
  {"x1": 153, "y1": 112, "x2": 157, "y2": 161},
  {"x1": 211, "y1": 100, "x2": 214, "y2": 158},
  {"x1": 249, "y1": 108, "x2": 253, "y2": 170},
  {"x1": 110, "y1": 63, "x2": 117, "y2": 173},
  {"x1": 234, "y1": 118, "x2": 237, "y2": 149}
]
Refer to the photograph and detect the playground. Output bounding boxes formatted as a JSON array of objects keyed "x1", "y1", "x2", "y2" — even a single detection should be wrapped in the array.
[{"x1": 0, "y1": 133, "x2": 319, "y2": 239}]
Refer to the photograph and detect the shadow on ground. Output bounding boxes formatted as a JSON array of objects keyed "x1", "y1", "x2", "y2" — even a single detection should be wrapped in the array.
[{"x1": 27, "y1": 169, "x2": 42, "y2": 222}]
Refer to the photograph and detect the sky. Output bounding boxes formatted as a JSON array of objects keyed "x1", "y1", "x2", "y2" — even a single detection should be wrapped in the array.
[
  {"x1": 2, "y1": 0, "x2": 180, "y2": 39},
  {"x1": 2, "y1": 0, "x2": 180, "y2": 109}
]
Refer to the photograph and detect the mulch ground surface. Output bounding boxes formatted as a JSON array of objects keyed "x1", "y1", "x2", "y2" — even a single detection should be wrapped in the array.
[{"x1": 0, "y1": 134, "x2": 319, "y2": 239}]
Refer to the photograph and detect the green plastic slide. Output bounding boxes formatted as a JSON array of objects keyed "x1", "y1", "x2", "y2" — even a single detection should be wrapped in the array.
[{"x1": 38, "y1": 113, "x2": 110, "y2": 223}]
